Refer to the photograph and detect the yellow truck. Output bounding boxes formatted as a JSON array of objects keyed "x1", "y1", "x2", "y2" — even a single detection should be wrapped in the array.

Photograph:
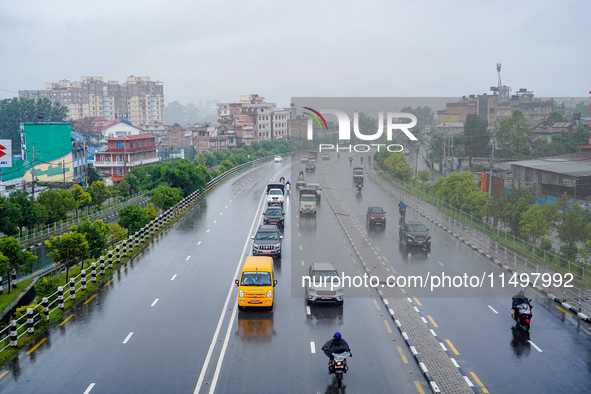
[{"x1": 235, "y1": 256, "x2": 277, "y2": 311}]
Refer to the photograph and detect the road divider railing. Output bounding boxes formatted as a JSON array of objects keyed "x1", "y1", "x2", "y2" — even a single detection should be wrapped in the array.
[
  {"x1": 0, "y1": 154, "x2": 278, "y2": 360},
  {"x1": 367, "y1": 163, "x2": 591, "y2": 319}
]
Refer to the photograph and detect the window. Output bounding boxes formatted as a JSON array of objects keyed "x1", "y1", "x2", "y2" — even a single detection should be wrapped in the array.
[{"x1": 141, "y1": 139, "x2": 145, "y2": 147}]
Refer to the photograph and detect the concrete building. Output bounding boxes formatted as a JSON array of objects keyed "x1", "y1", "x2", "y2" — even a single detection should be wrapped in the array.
[
  {"x1": 93, "y1": 135, "x2": 160, "y2": 183},
  {"x1": 510, "y1": 152, "x2": 591, "y2": 198},
  {"x1": 19, "y1": 75, "x2": 164, "y2": 126}
]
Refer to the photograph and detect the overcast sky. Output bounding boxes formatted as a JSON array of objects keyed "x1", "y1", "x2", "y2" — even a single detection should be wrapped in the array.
[{"x1": 1, "y1": 0, "x2": 589, "y2": 109}]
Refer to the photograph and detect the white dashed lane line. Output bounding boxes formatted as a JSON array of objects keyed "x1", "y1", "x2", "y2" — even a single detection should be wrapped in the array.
[
  {"x1": 207, "y1": 229, "x2": 210, "y2": 233},
  {"x1": 310, "y1": 342, "x2": 316, "y2": 353},
  {"x1": 528, "y1": 340, "x2": 543, "y2": 352},
  {"x1": 214, "y1": 220, "x2": 217, "y2": 224},
  {"x1": 151, "y1": 299, "x2": 159, "y2": 307},
  {"x1": 488, "y1": 305, "x2": 498, "y2": 314},
  {"x1": 186, "y1": 256, "x2": 191, "y2": 261},
  {"x1": 122, "y1": 332, "x2": 134, "y2": 344},
  {"x1": 83, "y1": 383, "x2": 96, "y2": 394},
  {"x1": 306, "y1": 306, "x2": 311, "y2": 315},
  {"x1": 171, "y1": 274, "x2": 177, "y2": 281}
]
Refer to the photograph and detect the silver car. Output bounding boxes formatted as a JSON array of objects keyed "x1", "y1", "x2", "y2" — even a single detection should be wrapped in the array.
[{"x1": 305, "y1": 262, "x2": 344, "y2": 305}]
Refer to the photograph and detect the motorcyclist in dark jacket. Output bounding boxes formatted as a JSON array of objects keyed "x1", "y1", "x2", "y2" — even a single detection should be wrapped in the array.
[
  {"x1": 512, "y1": 290, "x2": 531, "y2": 319},
  {"x1": 322, "y1": 332, "x2": 351, "y2": 374}
]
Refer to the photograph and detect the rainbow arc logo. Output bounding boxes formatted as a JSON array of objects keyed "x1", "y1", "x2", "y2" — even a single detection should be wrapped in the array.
[{"x1": 303, "y1": 107, "x2": 328, "y2": 131}]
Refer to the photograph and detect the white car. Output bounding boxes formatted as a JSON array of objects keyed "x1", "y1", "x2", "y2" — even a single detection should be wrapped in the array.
[
  {"x1": 274, "y1": 155, "x2": 283, "y2": 162},
  {"x1": 266, "y1": 188, "x2": 284, "y2": 206}
]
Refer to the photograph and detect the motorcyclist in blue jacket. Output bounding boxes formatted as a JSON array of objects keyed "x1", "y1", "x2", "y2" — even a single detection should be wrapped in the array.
[{"x1": 512, "y1": 290, "x2": 531, "y2": 319}]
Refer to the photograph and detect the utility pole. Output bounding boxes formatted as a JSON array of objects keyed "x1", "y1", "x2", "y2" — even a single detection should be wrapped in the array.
[
  {"x1": 489, "y1": 128, "x2": 495, "y2": 196},
  {"x1": 63, "y1": 160, "x2": 66, "y2": 189},
  {"x1": 442, "y1": 125, "x2": 447, "y2": 176},
  {"x1": 414, "y1": 145, "x2": 419, "y2": 176},
  {"x1": 31, "y1": 143, "x2": 36, "y2": 198},
  {"x1": 450, "y1": 132, "x2": 454, "y2": 175},
  {"x1": 468, "y1": 127, "x2": 473, "y2": 173}
]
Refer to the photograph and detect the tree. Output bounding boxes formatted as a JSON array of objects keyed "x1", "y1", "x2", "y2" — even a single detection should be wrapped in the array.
[
  {"x1": 433, "y1": 173, "x2": 480, "y2": 209},
  {"x1": 489, "y1": 187, "x2": 536, "y2": 236},
  {"x1": 71, "y1": 219, "x2": 108, "y2": 259},
  {"x1": 0, "y1": 97, "x2": 69, "y2": 151},
  {"x1": 71, "y1": 184, "x2": 91, "y2": 214},
  {"x1": 401, "y1": 106, "x2": 435, "y2": 135},
  {"x1": 495, "y1": 110, "x2": 534, "y2": 157},
  {"x1": 551, "y1": 124, "x2": 590, "y2": 153},
  {"x1": 150, "y1": 185, "x2": 183, "y2": 210},
  {"x1": 0, "y1": 196, "x2": 21, "y2": 236},
  {"x1": 415, "y1": 170, "x2": 430, "y2": 190},
  {"x1": 106, "y1": 223, "x2": 127, "y2": 245},
  {"x1": 0, "y1": 253, "x2": 9, "y2": 282},
  {"x1": 117, "y1": 179, "x2": 131, "y2": 196},
  {"x1": 88, "y1": 180, "x2": 109, "y2": 207},
  {"x1": 383, "y1": 153, "x2": 413, "y2": 181},
  {"x1": 87, "y1": 164, "x2": 102, "y2": 185},
  {"x1": 37, "y1": 190, "x2": 68, "y2": 224},
  {"x1": 556, "y1": 204, "x2": 591, "y2": 249},
  {"x1": 543, "y1": 111, "x2": 567, "y2": 126},
  {"x1": 518, "y1": 204, "x2": 550, "y2": 243},
  {"x1": 145, "y1": 203, "x2": 158, "y2": 221},
  {"x1": 463, "y1": 114, "x2": 490, "y2": 171},
  {"x1": 463, "y1": 189, "x2": 491, "y2": 218},
  {"x1": 45, "y1": 231, "x2": 90, "y2": 281},
  {"x1": 8, "y1": 190, "x2": 42, "y2": 235},
  {"x1": 0, "y1": 237, "x2": 37, "y2": 292},
  {"x1": 118, "y1": 205, "x2": 150, "y2": 235}
]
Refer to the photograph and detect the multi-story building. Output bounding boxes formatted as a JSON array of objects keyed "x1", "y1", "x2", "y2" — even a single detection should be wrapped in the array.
[
  {"x1": 19, "y1": 75, "x2": 164, "y2": 126},
  {"x1": 217, "y1": 95, "x2": 291, "y2": 140},
  {"x1": 93, "y1": 135, "x2": 160, "y2": 183}
]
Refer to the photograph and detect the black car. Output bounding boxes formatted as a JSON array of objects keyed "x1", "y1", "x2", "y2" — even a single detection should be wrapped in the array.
[
  {"x1": 251, "y1": 224, "x2": 283, "y2": 259},
  {"x1": 399, "y1": 221, "x2": 431, "y2": 247},
  {"x1": 263, "y1": 206, "x2": 285, "y2": 229}
]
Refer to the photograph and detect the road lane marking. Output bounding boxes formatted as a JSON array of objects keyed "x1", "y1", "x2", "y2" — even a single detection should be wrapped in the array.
[
  {"x1": 413, "y1": 297, "x2": 422, "y2": 306},
  {"x1": 470, "y1": 372, "x2": 489, "y2": 393},
  {"x1": 528, "y1": 340, "x2": 543, "y2": 352},
  {"x1": 383, "y1": 320, "x2": 392, "y2": 333},
  {"x1": 26, "y1": 338, "x2": 47, "y2": 354},
  {"x1": 299, "y1": 245, "x2": 302, "y2": 250},
  {"x1": 59, "y1": 314, "x2": 74, "y2": 326},
  {"x1": 207, "y1": 229, "x2": 210, "y2": 233},
  {"x1": 414, "y1": 381, "x2": 425, "y2": 394},
  {"x1": 104, "y1": 278, "x2": 113, "y2": 287},
  {"x1": 186, "y1": 256, "x2": 191, "y2": 261},
  {"x1": 124, "y1": 265, "x2": 128, "y2": 270},
  {"x1": 488, "y1": 261, "x2": 499, "y2": 269},
  {"x1": 197, "y1": 241, "x2": 201, "y2": 246},
  {"x1": 487, "y1": 305, "x2": 498, "y2": 314},
  {"x1": 556, "y1": 306, "x2": 572, "y2": 316},
  {"x1": 445, "y1": 339, "x2": 460, "y2": 355},
  {"x1": 382, "y1": 256, "x2": 388, "y2": 263},
  {"x1": 151, "y1": 299, "x2": 159, "y2": 307},
  {"x1": 531, "y1": 288, "x2": 543, "y2": 298},
  {"x1": 208, "y1": 304, "x2": 238, "y2": 393},
  {"x1": 375, "y1": 245, "x2": 380, "y2": 252},
  {"x1": 171, "y1": 274, "x2": 177, "y2": 281},
  {"x1": 220, "y1": 212, "x2": 223, "y2": 215},
  {"x1": 84, "y1": 294, "x2": 97, "y2": 305},
  {"x1": 214, "y1": 220, "x2": 217, "y2": 223},
  {"x1": 301, "y1": 260, "x2": 305, "y2": 266},
  {"x1": 0, "y1": 371, "x2": 8, "y2": 380},
  {"x1": 122, "y1": 332, "x2": 134, "y2": 344},
  {"x1": 306, "y1": 306, "x2": 311, "y2": 315},
  {"x1": 397, "y1": 346, "x2": 408, "y2": 363},
  {"x1": 373, "y1": 299, "x2": 381, "y2": 310},
  {"x1": 390, "y1": 266, "x2": 397, "y2": 274},
  {"x1": 310, "y1": 342, "x2": 316, "y2": 353},
  {"x1": 437, "y1": 261, "x2": 444, "y2": 267},
  {"x1": 83, "y1": 383, "x2": 96, "y2": 394},
  {"x1": 32, "y1": 269, "x2": 43, "y2": 275}
]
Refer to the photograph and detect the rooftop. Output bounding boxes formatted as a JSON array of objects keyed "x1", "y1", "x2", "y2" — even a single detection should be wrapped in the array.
[{"x1": 510, "y1": 152, "x2": 591, "y2": 177}]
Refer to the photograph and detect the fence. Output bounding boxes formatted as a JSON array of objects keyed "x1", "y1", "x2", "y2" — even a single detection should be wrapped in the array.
[
  {"x1": 0, "y1": 154, "x2": 276, "y2": 356},
  {"x1": 369, "y1": 164, "x2": 591, "y2": 315}
]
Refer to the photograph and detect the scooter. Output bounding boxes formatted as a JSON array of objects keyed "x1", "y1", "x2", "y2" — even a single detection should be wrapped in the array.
[
  {"x1": 286, "y1": 183, "x2": 291, "y2": 193},
  {"x1": 330, "y1": 351, "x2": 351, "y2": 388},
  {"x1": 513, "y1": 302, "x2": 532, "y2": 331},
  {"x1": 399, "y1": 206, "x2": 406, "y2": 218}
]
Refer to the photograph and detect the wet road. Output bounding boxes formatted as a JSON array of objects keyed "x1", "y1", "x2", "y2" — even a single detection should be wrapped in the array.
[{"x1": 0, "y1": 154, "x2": 589, "y2": 393}]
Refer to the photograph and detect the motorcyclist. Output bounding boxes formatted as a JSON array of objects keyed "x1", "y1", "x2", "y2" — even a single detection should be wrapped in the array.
[
  {"x1": 322, "y1": 332, "x2": 351, "y2": 374},
  {"x1": 355, "y1": 182, "x2": 363, "y2": 192},
  {"x1": 279, "y1": 176, "x2": 285, "y2": 184},
  {"x1": 285, "y1": 180, "x2": 291, "y2": 192},
  {"x1": 368, "y1": 155, "x2": 371, "y2": 163},
  {"x1": 360, "y1": 157, "x2": 364, "y2": 164},
  {"x1": 512, "y1": 290, "x2": 532, "y2": 320},
  {"x1": 349, "y1": 157, "x2": 353, "y2": 164},
  {"x1": 298, "y1": 170, "x2": 304, "y2": 177},
  {"x1": 398, "y1": 201, "x2": 407, "y2": 215}
]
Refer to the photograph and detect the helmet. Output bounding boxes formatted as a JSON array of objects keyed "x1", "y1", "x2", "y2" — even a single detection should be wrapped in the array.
[
  {"x1": 333, "y1": 332, "x2": 341, "y2": 339},
  {"x1": 517, "y1": 290, "x2": 525, "y2": 297}
]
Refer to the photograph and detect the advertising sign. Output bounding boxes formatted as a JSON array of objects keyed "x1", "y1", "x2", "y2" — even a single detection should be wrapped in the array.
[{"x1": 0, "y1": 140, "x2": 12, "y2": 167}]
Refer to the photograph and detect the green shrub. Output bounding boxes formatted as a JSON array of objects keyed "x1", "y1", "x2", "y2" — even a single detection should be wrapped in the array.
[
  {"x1": 35, "y1": 276, "x2": 61, "y2": 299},
  {"x1": 13, "y1": 304, "x2": 45, "y2": 325}
]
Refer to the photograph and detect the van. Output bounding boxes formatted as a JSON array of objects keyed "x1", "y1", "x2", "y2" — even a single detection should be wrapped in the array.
[
  {"x1": 235, "y1": 256, "x2": 277, "y2": 311},
  {"x1": 299, "y1": 188, "x2": 318, "y2": 215}
]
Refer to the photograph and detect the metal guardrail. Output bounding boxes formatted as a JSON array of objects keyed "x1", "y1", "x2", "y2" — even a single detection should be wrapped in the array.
[
  {"x1": 0, "y1": 154, "x2": 276, "y2": 355},
  {"x1": 368, "y1": 164, "x2": 591, "y2": 315}
]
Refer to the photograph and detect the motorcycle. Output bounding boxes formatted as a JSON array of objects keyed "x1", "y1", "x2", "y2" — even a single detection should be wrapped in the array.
[
  {"x1": 349, "y1": 157, "x2": 353, "y2": 165},
  {"x1": 399, "y1": 206, "x2": 406, "y2": 218},
  {"x1": 355, "y1": 183, "x2": 363, "y2": 193},
  {"x1": 513, "y1": 302, "x2": 532, "y2": 331},
  {"x1": 286, "y1": 183, "x2": 291, "y2": 193},
  {"x1": 360, "y1": 157, "x2": 364, "y2": 164},
  {"x1": 330, "y1": 351, "x2": 351, "y2": 388}
]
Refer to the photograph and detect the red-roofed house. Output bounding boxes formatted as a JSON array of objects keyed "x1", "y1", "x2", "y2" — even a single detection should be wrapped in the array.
[{"x1": 93, "y1": 134, "x2": 160, "y2": 183}]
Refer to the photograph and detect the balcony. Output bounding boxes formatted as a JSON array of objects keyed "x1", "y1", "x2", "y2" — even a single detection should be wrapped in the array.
[{"x1": 93, "y1": 156, "x2": 161, "y2": 167}]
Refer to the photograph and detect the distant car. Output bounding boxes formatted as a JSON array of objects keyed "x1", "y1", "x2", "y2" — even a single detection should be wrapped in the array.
[
  {"x1": 322, "y1": 153, "x2": 330, "y2": 160},
  {"x1": 252, "y1": 225, "x2": 283, "y2": 259},
  {"x1": 305, "y1": 262, "x2": 344, "y2": 305},
  {"x1": 263, "y1": 206, "x2": 285, "y2": 229},
  {"x1": 366, "y1": 206, "x2": 386, "y2": 227},
  {"x1": 301, "y1": 157, "x2": 308, "y2": 163},
  {"x1": 274, "y1": 155, "x2": 283, "y2": 162},
  {"x1": 305, "y1": 160, "x2": 316, "y2": 172},
  {"x1": 399, "y1": 221, "x2": 431, "y2": 248},
  {"x1": 306, "y1": 183, "x2": 322, "y2": 202}
]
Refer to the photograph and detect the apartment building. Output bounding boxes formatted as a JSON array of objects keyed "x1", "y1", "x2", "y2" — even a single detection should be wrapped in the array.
[
  {"x1": 19, "y1": 75, "x2": 164, "y2": 126},
  {"x1": 93, "y1": 135, "x2": 160, "y2": 183}
]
